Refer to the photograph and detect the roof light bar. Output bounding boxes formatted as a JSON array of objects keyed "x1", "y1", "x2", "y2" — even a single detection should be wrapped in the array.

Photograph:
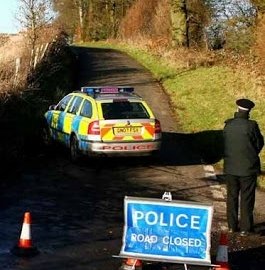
[{"x1": 81, "y1": 86, "x2": 134, "y2": 95}]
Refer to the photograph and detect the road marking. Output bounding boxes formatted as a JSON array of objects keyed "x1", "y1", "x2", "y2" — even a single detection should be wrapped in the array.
[
  {"x1": 203, "y1": 165, "x2": 217, "y2": 180},
  {"x1": 203, "y1": 165, "x2": 228, "y2": 231}
]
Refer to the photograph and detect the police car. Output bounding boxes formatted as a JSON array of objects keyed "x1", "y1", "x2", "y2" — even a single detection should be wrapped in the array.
[{"x1": 43, "y1": 86, "x2": 162, "y2": 161}]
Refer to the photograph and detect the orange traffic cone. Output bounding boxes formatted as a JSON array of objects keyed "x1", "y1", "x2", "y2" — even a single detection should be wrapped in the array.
[
  {"x1": 214, "y1": 232, "x2": 230, "y2": 270},
  {"x1": 11, "y1": 212, "x2": 39, "y2": 257},
  {"x1": 119, "y1": 258, "x2": 142, "y2": 270}
]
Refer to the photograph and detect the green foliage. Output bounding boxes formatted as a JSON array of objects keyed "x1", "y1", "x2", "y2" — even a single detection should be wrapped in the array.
[{"x1": 225, "y1": 24, "x2": 255, "y2": 53}]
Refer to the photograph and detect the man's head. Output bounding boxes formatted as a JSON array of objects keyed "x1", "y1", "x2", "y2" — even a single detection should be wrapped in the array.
[{"x1": 236, "y1": 98, "x2": 255, "y2": 112}]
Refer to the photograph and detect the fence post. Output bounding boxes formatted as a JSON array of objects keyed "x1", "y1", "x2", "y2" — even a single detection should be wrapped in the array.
[
  {"x1": 13, "y1": 57, "x2": 21, "y2": 86},
  {"x1": 30, "y1": 49, "x2": 34, "y2": 68},
  {"x1": 33, "y1": 46, "x2": 40, "y2": 68},
  {"x1": 40, "y1": 43, "x2": 49, "y2": 60}
]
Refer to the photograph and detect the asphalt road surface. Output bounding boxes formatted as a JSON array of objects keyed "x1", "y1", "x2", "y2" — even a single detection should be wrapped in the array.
[{"x1": 1, "y1": 46, "x2": 265, "y2": 270}]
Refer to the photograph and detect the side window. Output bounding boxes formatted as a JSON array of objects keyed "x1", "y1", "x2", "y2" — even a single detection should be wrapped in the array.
[
  {"x1": 67, "y1": 96, "x2": 83, "y2": 114},
  {"x1": 80, "y1": 100, "x2": 92, "y2": 118},
  {"x1": 56, "y1": 95, "x2": 72, "y2": 111}
]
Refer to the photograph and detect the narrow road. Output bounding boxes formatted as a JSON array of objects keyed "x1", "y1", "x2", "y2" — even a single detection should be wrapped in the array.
[{"x1": 1, "y1": 46, "x2": 264, "y2": 270}]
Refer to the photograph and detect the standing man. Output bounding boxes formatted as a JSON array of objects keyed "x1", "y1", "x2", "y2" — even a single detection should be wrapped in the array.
[{"x1": 223, "y1": 98, "x2": 264, "y2": 236}]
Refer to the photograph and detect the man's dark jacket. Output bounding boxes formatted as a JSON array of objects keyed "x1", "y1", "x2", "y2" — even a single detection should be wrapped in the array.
[{"x1": 223, "y1": 110, "x2": 264, "y2": 176}]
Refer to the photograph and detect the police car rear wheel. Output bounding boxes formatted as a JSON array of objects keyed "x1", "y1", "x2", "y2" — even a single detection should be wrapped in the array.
[{"x1": 70, "y1": 135, "x2": 80, "y2": 162}]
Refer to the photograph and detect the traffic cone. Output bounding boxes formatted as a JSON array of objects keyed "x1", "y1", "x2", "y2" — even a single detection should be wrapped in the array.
[
  {"x1": 119, "y1": 258, "x2": 143, "y2": 270},
  {"x1": 214, "y1": 232, "x2": 230, "y2": 270},
  {"x1": 11, "y1": 212, "x2": 39, "y2": 257}
]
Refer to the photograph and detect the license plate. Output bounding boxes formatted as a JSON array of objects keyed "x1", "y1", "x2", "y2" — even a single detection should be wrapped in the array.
[{"x1": 114, "y1": 126, "x2": 142, "y2": 135}]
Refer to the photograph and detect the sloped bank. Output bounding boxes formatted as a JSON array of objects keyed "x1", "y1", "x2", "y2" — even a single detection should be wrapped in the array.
[{"x1": 0, "y1": 33, "x2": 77, "y2": 180}]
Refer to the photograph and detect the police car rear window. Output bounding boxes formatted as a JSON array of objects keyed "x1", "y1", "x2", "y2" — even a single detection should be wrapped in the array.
[{"x1": 101, "y1": 102, "x2": 150, "y2": 120}]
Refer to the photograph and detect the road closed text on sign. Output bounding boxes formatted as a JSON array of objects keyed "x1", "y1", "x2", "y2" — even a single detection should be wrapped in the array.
[{"x1": 119, "y1": 197, "x2": 213, "y2": 265}]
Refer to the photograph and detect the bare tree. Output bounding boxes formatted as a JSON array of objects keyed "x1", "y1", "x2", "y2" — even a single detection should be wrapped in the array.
[
  {"x1": 72, "y1": 0, "x2": 91, "y2": 41},
  {"x1": 17, "y1": 0, "x2": 53, "y2": 51},
  {"x1": 53, "y1": 0, "x2": 79, "y2": 39}
]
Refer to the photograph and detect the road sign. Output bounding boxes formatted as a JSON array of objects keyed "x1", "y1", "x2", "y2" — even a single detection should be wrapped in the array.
[{"x1": 119, "y1": 196, "x2": 213, "y2": 266}]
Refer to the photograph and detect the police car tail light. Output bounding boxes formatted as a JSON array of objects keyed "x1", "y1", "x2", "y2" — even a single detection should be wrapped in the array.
[
  {"x1": 88, "y1": 121, "x2": 100, "y2": 135},
  {"x1": 155, "y1": 119, "x2": 161, "y2": 134}
]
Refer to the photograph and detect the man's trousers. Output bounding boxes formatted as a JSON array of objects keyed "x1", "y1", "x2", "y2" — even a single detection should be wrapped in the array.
[{"x1": 226, "y1": 174, "x2": 257, "y2": 232}]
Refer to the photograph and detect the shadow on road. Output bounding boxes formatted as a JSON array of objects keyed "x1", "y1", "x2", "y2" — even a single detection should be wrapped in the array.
[
  {"x1": 72, "y1": 46, "x2": 147, "y2": 88},
  {"x1": 158, "y1": 129, "x2": 224, "y2": 166},
  {"x1": 34, "y1": 129, "x2": 224, "y2": 170},
  {"x1": 66, "y1": 129, "x2": 224, "y2": 169}
]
